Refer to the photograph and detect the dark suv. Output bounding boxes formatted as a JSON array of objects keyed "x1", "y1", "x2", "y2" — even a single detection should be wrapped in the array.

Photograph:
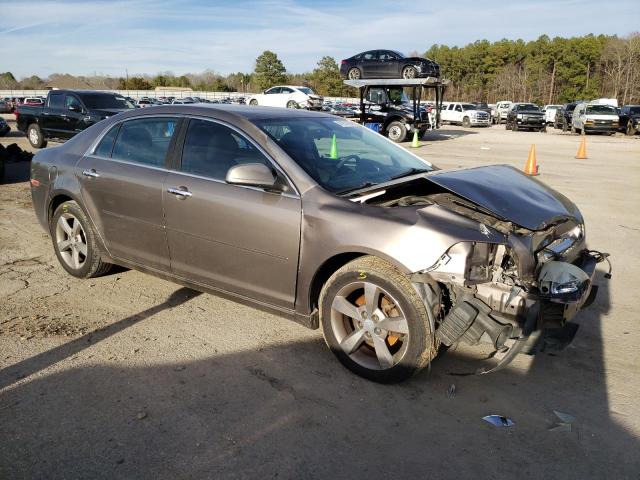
[
  {"x1": 506, "y1": 103, "x2": 546, "y2": 132},
  {"x1": 554, "y1": 102, "x2": 578, "y2": 131},
  {"x1": 618, "y1": 105, "x2": 640, "y2": 135}
]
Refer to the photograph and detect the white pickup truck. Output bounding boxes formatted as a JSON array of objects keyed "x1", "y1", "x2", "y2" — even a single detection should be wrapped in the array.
[
  {"x1": 441, "y1": 102, "x2": 491, "y2": 127},
  {"x1": 543, "y1": 105, "x2": 562, "y2": 125},
  {"x1": 495, "y1": 101, "x2": 513, "y2": 124}
]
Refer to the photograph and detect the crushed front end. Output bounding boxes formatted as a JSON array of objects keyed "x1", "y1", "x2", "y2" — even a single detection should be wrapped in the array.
[{"x1": 412, "y1": 209, "x2": 608, "y2": 373}]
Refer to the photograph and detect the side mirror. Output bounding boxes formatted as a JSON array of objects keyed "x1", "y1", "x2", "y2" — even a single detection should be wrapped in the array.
[
  {"x1": 226, "y1": 163, "x2": 278, "y2": 190},
  {"x1": 68, "y1": 104, "x2": 82, "y2": 113}
]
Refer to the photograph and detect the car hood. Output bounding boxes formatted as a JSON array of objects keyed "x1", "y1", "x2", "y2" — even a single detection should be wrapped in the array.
[{"x1": 425, "y1": 165, "x2": 582, "y2": 230}]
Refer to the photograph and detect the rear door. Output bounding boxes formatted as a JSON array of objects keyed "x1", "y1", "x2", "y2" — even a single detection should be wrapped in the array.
[
  {"x1": 76, "y1": 116, "x2": 180, "y2": 271},
  {"x1": 378, "y1": 51, "x2": 400, "y2": 77},
  {"x1": 261, "y1": 87, "x2": 281, "y2": 107},
  {"x1": 163, "y1": 117, "x2": 301, "y2": 309}
]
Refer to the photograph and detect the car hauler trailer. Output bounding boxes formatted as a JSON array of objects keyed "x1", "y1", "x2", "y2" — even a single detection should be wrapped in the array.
[{"x1": 343, "y1": 77, "x2": 449, "y2": 142}]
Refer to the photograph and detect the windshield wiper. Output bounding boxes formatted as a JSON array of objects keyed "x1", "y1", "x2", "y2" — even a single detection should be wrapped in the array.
[
  {"x1": 336, "y1": 182, "x2": 379, "y2": 195},
  {"x1": 389, "y1": 167, "x2": 431, "y2": 180}
]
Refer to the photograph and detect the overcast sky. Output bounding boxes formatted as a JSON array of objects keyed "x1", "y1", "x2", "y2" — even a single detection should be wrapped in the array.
[{"x1": 1, "y1": 0, "x2": 636, "y2": 78}]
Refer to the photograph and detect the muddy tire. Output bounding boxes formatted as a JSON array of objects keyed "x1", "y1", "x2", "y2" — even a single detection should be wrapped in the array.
[
  {"x1": 627, "y1": 123, "x2": 636, "y2": 136},
  {"x1": 50, "y1": 201, "x2": 112, "y2": 279},
  {"x1": 27, "y1": 124, "x2": 47, "y2": 149},
  {"x1": 320, "y1": 256, "x2": 439, "y2": 383},
  {"x1": 462, "y1": 116, "x2": 471, "y2": 128}
]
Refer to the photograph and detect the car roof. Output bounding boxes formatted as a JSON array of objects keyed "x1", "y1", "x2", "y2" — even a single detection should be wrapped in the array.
[{"x1": 116, "y1": 104, "x2": 335, "y2": 122}]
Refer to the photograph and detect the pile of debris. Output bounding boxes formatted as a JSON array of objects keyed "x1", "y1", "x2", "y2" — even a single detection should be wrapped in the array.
[{"x1": 0, "y1": 143, "x2": 33, "y2": 182}]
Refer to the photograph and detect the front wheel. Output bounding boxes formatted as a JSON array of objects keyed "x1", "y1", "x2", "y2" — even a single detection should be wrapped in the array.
[
  {"x1": 50, "y1": 201, "x2": 112, "y2": 278},
  {"x1": 627, "y1": 123, "x2": 636, "y2": 136},
  {"x1": 462, "y1": 116, "x2": 471, "y2": 128},
  {"x1": 402, "y1": 66, "x2": 417, "y2": 79},
  {"x1": 505, "y1": 120, "x2": 511, "y2": 130},
  {"x1": 286, "y1": 100, "x2": 298, "y2": 109},
  {"x1": 27, "y1": 124, "x2": 47, "y2": 148},
  {"x1": 249, "y1": 99, "x2": 258, "y2": 106},
  {"x1": 386, "y1": 121, "x2": 407, "y2": 143},
  {"x1": 319, "y1": 256, "x2": 439, "y2": 383}
]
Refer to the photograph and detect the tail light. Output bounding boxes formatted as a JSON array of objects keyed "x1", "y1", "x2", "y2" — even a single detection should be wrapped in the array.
[
  {"x1": 341, "y1": 59, "x2": 347, "y2": 65},
  {"x1": 427, "y1": 105, "x2": 433, "y2": 113}
]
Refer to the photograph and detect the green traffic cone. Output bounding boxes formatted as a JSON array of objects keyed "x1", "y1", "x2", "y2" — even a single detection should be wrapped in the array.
[
  {"x1": 411, "y1": 130, "x2": 420, "y2": 148},
  {"x1": 329, "y1": 134, "x2": 338, "y2": 159}
]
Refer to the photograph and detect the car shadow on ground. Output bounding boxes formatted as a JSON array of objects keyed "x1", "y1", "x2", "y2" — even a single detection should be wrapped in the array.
[
  {"x1": 0, "y1": 272, "x2": 636, "y2": 479},
  {"x1": 423, "y1": 128, "x2": 479, "y2": 142}
]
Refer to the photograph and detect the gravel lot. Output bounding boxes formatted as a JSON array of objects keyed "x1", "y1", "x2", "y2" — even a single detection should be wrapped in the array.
[{"x1": 1, "y1": 113, "x2": 639, "y2": 479}]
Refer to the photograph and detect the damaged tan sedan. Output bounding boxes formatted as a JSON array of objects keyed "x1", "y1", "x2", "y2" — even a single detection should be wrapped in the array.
[{"x1": 30, "y1": 105, "x2": 608, "y2": 382}]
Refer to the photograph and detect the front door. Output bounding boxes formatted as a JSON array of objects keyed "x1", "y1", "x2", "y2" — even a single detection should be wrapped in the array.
[
  {"x1": 163, "y1": 118, "x2": 301, "y2": 309},
  {"x1": 76, "y1": 116, "x2": 180, "y2": 271}
]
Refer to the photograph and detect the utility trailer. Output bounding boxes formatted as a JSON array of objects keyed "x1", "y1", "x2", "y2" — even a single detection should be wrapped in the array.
[{"x1": 342, "y1": 77, "x2": 449, "y2": 142}]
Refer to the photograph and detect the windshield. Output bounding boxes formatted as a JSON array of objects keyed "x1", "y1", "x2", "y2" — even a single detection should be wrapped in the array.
[
  {"x1": 586, "y1": 105, "x2": 617, "y2": 115},
  {"x1": 253, "y1": 116, "x2": 434, "y2": 194},
  {"x1": 517, "y1": 104, "x2": 540, "y2": 111},
  {"x1": 79, "y1": 94, "x2": 135, "y2": 110},
  {"x1": 298, "y1": 87, "x2": 314, "y2": 95},
  {"x1": 629, "y1": 106, "x2": 640, "y2": 114}
]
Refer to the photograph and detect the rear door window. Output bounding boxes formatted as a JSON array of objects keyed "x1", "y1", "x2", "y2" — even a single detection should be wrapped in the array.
[
  {"x1": 94, "y1": 125, "x2": 120, "y2": 157},
  {"x1": 49, "y1": 93, "x2": 64, "y2": 109},
  {"x1": 111, "y1": 117, "x2": 178, "y2": 167}
]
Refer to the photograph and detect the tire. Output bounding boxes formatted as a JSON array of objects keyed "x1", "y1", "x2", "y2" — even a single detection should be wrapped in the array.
[
  {"x1": 27, "y1": 124, "x2": 47, "y2": 148},
  {"x1": 386, "y1": 121, "x2": 407, "y2": 143},
  {"x1": 626, "y1": 123, "x2": 636, "y2": 136},
  {"x1": 319, "y1": 256, "x2": 439, "y2": 383},
  {"x1": 512, "y1": 122, "x2": 519, "y2": 132},
  {"x1": 505, "y1": 120, "x2": 511, "y2": 130},
  {"x1": 462, "y1": 116, "x2": 471, "y2": 128},
  {"x1": 50, "y1": 200, "x2": 112, "y2": 279},
  {"x1": 570, "y1": 125, "x2": 577, "y2": 134},
  {"x1": 286, "y1": 100, "x2": 298, "y2": 109},
  {"x1": 562, "y1": 121, "x2": 568, "y2": 132},
  {"x1": 540, "y1": 125, "x2": 547, "y2": 133},
  {"x1": 348, "y1": 68, "x2": 361, "y2": 80},
  {"x1": 402, "y1": 66, "x2": 417, "y2": 79},
  {"x1": 249, "y1": 99, "x2": 258, "y2": 106}
]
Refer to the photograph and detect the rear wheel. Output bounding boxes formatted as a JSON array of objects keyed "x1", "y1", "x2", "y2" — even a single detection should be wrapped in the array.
[
  {"x1": 348, "y1": 68, "x2": 361, "y2": 80},
  {"x1": 505, "y1": 120, "x2": 511, "y2": 130},
  {"x1": 386, "y1": 121, "x2": 407, "y2": 143},
  {"x1": 249, "y1": 99, "x2": 258, "y2": 106},
  {"x1": 27, "y1": 124, "x2": 47, "y2": 148},
  {"x1": 462, "y1": 116, "x2": 471, "y2": 128},
  {"x1": 402, "y1": 66, "x2": 417, "y2": 79},
  {"x1": 51, "y1": 201, "x2": 112, "y2": 278},
  {"x1": 319, "y1": 256, "x2": 439, "y2": 383}
]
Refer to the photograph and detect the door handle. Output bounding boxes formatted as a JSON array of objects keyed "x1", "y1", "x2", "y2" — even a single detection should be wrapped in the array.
[
  {"x1": 82, "y1": 169, "x2": 100, "y2": 178},
  {"x1": 167, "y1": 187, "x2": 192, "y2": 199}
]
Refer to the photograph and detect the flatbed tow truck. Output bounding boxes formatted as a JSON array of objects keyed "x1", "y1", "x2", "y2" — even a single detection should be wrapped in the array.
[{"x1": 342, "y1": 77, "x2": 449, "y2": 142}]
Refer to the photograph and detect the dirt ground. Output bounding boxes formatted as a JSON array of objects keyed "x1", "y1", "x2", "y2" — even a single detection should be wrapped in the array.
[{"x1": 1, "y1": 113, "x2": 639, "y2": 479}]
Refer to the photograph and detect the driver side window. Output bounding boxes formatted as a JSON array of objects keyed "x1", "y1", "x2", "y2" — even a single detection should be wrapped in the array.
[
  {"x1": 65, "y1": 95, "x2": 82, "y2": 110},
  {"x1": 455, "y1": 105, "x2": 462, "y2": 112}
]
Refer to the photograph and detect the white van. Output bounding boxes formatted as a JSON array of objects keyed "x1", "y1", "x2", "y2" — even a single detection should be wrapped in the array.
[
  {"x1": 543, "y1": 105, "x2": 562, "y2": 125},
  {"x1": 571, "y1": 102, "x2": 619, "y2": 135}
]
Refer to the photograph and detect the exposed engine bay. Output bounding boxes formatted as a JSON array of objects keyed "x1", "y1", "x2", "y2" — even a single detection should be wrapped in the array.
[{"x1": 358, "y1": 176, "x2": 610, "y2": 373}]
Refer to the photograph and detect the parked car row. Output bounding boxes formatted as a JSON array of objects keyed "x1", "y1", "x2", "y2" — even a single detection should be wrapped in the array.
[{"x1": 1, "y1": 96, "x2": 46, "y2": 113}]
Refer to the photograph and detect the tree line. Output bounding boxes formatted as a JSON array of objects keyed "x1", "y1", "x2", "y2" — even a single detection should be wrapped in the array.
[{"x1": 1, "y1": 33, "x2": 638, "y2": 104}]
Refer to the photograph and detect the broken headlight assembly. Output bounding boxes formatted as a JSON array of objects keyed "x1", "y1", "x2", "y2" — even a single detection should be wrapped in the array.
[
  {"x1": 538, "y1": 261, "x2": 589, "y2": 296},
  {"x1": 536, "y1": 223, "x2": 584, "y2": 263}
]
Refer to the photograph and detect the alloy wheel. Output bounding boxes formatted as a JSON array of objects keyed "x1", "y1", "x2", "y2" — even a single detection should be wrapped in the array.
[
  {"x1": 29, "y1": 127, "x2": 39, "y2": 145},
  {"x1": 55, "y1": 213, "x2": 88, "y2": 270},
  {"x1": 330, "y1": 281, "x2": 410, "y2": 370}
]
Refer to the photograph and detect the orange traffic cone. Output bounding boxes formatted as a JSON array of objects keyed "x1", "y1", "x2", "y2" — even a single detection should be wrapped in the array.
[
  {"x1": 523, "y1": 144, "x2": 539, "y2": 176},
  {"x1": 575, "y1": 135, "x2": 588, "y2": 159}
]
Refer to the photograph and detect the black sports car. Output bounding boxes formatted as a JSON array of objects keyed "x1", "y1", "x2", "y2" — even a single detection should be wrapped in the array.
[{"x1": 340, "y1": 50, "x2": 439, "y2": 80}]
